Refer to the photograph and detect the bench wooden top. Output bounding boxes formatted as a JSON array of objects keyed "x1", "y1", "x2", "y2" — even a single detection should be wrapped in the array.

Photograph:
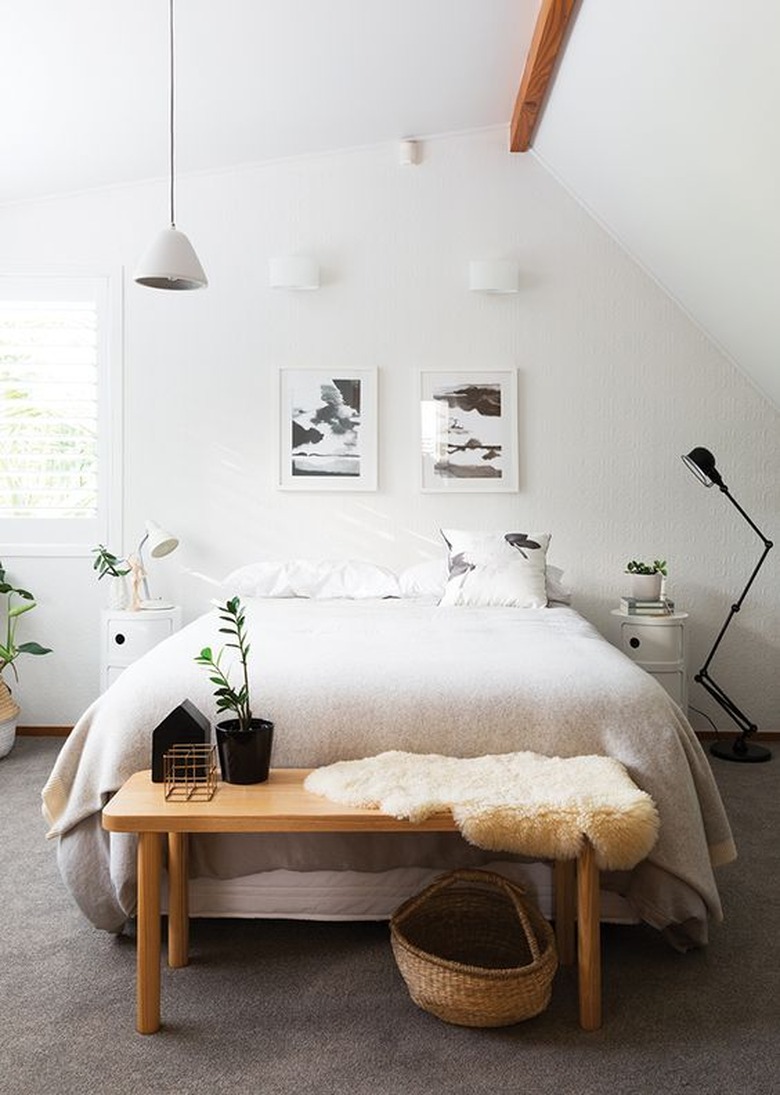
[{"x1": 102, "y1": 768, "x2": 459, "y2": 835}]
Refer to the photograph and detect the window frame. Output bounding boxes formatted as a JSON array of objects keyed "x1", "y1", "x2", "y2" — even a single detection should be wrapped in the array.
[{"x1": 0, "y1": 268, "x2": 123, "y2": 557}]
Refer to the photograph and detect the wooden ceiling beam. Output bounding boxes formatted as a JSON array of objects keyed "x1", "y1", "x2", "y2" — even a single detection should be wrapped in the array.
[{"x1": 510, "y1": 0, "x2": 579, "y2": 153}]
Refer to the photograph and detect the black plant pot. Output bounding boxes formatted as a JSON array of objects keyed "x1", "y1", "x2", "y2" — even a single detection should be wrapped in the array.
[{"x1": 215, "y1": 718, "x2": 274, "y2": 784}]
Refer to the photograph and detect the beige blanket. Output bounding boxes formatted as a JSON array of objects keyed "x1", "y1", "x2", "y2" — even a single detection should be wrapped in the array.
[{"x1": 41, "y1": 598, "x2": 735, "y2": 945}]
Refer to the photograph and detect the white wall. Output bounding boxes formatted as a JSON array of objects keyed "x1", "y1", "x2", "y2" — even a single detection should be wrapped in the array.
[{"x1": 2, "y1": 128, "x2": 779, "y2": 732}]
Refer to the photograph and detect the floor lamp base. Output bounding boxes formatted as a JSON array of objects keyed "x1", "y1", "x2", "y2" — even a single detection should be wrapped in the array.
[{"x1": 710, "y1": 738, "x2": 772, "y2": 763}]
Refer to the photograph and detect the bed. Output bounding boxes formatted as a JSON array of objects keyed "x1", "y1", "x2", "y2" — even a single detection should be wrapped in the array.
[{"x1": 42, "y1": 545, "x2": 736, "y2": 951}]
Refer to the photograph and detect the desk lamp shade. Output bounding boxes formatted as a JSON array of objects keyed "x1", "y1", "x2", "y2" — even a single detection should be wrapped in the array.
[
  {"x1": 681, "y1": 447, "x2": 772, "y2": 763},
  {"x1": 136, "y1": 521, "x2": 179, "y2": 606},
  {"x1": 144, "y1": 520, "x2": 179, "y2": 559}
]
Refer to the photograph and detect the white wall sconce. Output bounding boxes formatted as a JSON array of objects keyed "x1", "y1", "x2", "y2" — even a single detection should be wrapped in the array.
[
  {"x1": 399, "y1": 139, "x2": 420, "y2": 166},
  {"x1": 469, "y1": 260, "x2": 520, "y2": 294},
  {"x1": 268, "y1": 257, "x2": 320, "y2": 290}
]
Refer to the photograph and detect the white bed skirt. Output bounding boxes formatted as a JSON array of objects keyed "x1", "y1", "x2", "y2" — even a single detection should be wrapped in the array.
[{"x1": 165, "y1": 864, "x2": 637, "y2": 924}]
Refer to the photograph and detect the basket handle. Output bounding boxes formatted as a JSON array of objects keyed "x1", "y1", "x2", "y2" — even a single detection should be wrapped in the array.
[{"x1": 398, "y1": 868, "x2": 543, "y2": 962}]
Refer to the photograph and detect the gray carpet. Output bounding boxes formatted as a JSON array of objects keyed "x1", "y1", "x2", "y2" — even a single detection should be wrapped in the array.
[{"x1": 1, "y1": 737, "x2": 778, "y2": 1095}]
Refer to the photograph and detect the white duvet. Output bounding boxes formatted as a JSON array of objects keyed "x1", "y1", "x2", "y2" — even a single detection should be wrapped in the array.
[{"x1": 42, "y1": 599, "x2": 735, "y2": 946}]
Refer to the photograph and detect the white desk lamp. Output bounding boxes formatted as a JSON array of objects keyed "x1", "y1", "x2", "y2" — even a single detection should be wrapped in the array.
[{"x1": 130, "y1": 520, "x2": 179, "y2": 610}]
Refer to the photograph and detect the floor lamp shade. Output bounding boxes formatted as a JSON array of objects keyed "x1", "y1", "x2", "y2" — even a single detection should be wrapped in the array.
[
  {"x1": 682, "y1": 447, "x2": 723, "y2": 488},
  {"x1": 681, "y1": 447, "x2": 772, "y2": 763},
  {"x1": 135, "y1": 228, "x2": 208, "y2": 291}
]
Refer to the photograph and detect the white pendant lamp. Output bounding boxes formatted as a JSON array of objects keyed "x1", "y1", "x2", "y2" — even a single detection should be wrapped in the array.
[{"x1": 135, "y1": 0, "x2": 207, "y2": 291}]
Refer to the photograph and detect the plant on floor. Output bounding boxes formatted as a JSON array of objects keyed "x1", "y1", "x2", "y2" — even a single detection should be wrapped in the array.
[
  {"x1": 195, "y1": 596, "x2": 253, "y2": 731},
  {"x1": 0, "y1": 561, "x2": 52, "y2": 683},
  {"x1": 625, "y1": 559, "x2": 667, "y2": 576}
]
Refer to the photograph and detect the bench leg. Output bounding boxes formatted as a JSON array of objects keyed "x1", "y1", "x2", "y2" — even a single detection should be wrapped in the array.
[
  {"x1": 137, "y1": 831, "x2": 163, "y2": 1034},
  {"x1": 577, "y1": 840, "x2": 602, "y2": 1031},
  {"x1": 554, "y1": 859, "x2": 576, "y2": 966},
  {"x1": 167, "y1": 832, "x2": 189, "y2": 968}
]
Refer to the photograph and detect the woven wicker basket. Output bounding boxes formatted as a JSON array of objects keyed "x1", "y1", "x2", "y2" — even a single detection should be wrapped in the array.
[
  {"x1": 390, "y1": 868, "x2": 558, "y2": 1027},
  {"x1": 0, "y1": 680, "x2": 19, "y2": 724}
]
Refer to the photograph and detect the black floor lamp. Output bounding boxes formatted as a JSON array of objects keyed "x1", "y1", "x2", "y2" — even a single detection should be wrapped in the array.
[{"x1": 682, "y1": 447, "x2": 773, "y2": 762}]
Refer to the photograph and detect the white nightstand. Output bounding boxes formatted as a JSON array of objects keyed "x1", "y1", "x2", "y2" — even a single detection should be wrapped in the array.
[
  {"x1": 611, "y1": 610, "x2": 689, "y2": 712},
  {"x1": 101, "y1": 607, "x2": 182, "y2": 692}
]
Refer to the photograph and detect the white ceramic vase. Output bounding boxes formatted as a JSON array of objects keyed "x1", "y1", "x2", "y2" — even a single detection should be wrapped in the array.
[{"x1": 107, "y1": 575, "x2": 130, "y2": 610}]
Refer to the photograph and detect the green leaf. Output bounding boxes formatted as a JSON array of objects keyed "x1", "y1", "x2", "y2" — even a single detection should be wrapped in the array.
[
  {"x1": 9, "y1": 601, "x2": 36, "y2": 618},
  {"x1": 17, "y1": 642, "x2": 51, "y2": 656}
]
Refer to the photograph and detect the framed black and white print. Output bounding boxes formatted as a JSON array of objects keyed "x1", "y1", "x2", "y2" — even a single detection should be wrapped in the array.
[
  {"x1": 278, "y1": 369, "x2": 378, "y2": 490},
  {"x1": 419, "y1": 370, "x2": 518, "y2": 492}
]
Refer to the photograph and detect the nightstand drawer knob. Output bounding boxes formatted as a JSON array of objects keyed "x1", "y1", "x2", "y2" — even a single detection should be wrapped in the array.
[
  {"x1": 629, "y1": 637, "x2": 640, "y2": 649},
  {"x1": 115, "y1": 633, "x2": 126, "y2": 645}
]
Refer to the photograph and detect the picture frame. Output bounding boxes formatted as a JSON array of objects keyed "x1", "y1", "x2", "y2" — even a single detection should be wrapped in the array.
[
  {"x1": 278, "y1": 368, "x2": 378, "y2": 491},
  {"x1": 419, "y1": 369, "x2": 518, "y2": 492}
]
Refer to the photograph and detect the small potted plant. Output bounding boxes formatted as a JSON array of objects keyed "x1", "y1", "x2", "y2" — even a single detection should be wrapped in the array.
[
  {"x1": 92, "y1": 544, "x2": 132, "y2": 609},
  {"x1": 625, "y1": 559, "x2": 667, "y2": 601},
  {"x1": 0, "y1": 561, "x2": 53, "y2": 758},
  {"x1": 195, "y1": 596, "x2": 274, "y2": 784}
]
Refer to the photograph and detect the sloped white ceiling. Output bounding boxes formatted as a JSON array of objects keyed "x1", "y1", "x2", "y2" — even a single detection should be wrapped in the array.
[
  {"x1": 0, "y1": 0, "x2": 533, "y2": 203},
  {"x1": 533, "y1": 0, "x2": 780, "y2": 411},
  {"x1": 3, "y1": 0, "x2": 778, "y2": 412}
]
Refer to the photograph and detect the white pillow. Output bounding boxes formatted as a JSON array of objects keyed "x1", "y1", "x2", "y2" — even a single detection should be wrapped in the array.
[
  {"x1": 546, "y1": 565, "x2": 572, "y2": 605},
  {"x1": 223, "y1": 559, "x2": 400, "y2": 600},
  {"x1": 398, "y1": 559, "x2": 449, "y2": 598},
  {"x1": 439, "y1": 529, "x2": 551, "y2": 608},
  {"x1": 399, "y1": 554, "x2": 571, "y2": 604}
]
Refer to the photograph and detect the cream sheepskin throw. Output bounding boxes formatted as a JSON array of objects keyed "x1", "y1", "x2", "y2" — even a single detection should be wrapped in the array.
[{"x1": 304, "y1": 751, "x2": 660, "y2": 871}]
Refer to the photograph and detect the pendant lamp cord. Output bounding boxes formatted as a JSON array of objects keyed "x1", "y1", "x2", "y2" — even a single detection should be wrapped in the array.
[{"x1": 168, "y1": 0, "x2": 176, "y2": 229}]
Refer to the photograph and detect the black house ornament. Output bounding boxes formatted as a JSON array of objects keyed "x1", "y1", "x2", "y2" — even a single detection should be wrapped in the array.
[{"x1": 151, "y1": 699, "x2": 211, "y2": 782}]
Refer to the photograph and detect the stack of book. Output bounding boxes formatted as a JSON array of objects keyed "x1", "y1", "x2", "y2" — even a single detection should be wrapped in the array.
[{"x1": 618, "y1": 596, "x2": 675, "y2": 616}]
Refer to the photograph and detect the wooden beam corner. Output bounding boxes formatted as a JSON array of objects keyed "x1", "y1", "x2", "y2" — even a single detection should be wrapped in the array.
[{"x1": 510, "y1": 0, "x2": 579, "y2": 153}]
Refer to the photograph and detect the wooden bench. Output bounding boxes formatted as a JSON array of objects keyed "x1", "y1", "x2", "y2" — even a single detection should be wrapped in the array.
[{"x1": 102, "y1": 768, "x2": 601, "y2": 1035}]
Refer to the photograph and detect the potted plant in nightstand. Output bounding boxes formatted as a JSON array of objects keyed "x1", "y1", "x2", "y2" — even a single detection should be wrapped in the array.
[
  {"x1": 195, "y1": 596, "x2": 274, "y2": 784},
  {"x1": 0, "y1": 562, "x2": 52, "y2": 758},
  {"x1": 625, "y1": 559, "x2": 667, "y2": 601}
]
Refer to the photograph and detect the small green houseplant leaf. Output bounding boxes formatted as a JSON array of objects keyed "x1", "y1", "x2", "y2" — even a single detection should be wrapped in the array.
[
  {"x1": 0, "y1": 561, "x2": 52, "y2": 683},
  {"x1": 625, "y1": 559, "x2": 667, "y2": 577},
  {"x1": 92, "y1": 544, "x2": 131, "y2": 580}
]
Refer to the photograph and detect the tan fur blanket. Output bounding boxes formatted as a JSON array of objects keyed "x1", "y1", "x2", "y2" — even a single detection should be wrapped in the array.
[{"x1": 305, "y1": 750, "x2": 660, "y2": 871}]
